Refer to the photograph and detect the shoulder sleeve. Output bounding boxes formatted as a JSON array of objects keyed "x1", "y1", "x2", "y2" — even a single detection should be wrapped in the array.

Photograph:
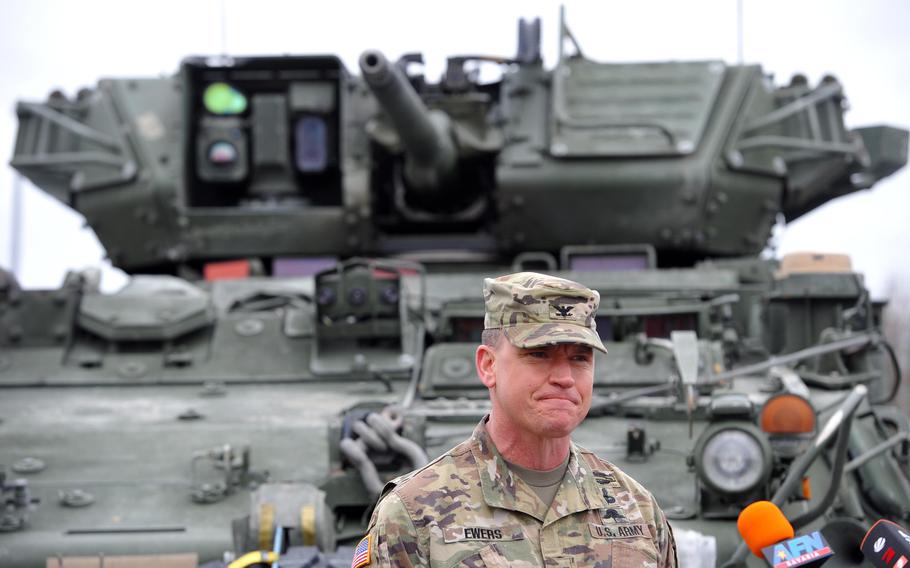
[
  {"x1": 366, "y1": 491, "x2": 428, "y2": 568},
  {"x1": 651, "y1": 497, "x2": 678, "y2": 568}
]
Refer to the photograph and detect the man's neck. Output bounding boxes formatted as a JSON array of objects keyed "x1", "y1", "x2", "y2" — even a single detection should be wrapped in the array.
[{"x1": 486, "y1": 415, "x2": 571, "y2": 470}]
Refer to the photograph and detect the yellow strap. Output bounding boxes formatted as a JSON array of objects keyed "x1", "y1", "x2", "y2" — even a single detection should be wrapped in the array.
[
  {"x1": 300, "y1": 504, "x2": 316, "y2": 546},
  {"x1": 258, "y1": 503, "x2": 275, "y2": 550},
  {"x1": 228, "y1": 550, "x2": 278, "y2": 568}
]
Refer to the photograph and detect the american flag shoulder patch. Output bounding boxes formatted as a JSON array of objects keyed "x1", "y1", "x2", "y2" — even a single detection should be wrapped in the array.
[{"x1": 351, "y1": 534, "x2": 372, "y2": 568}]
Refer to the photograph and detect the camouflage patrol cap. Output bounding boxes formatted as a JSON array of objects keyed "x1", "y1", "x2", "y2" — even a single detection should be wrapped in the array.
[{"x1": 483, "y1": 272, "x2": 607, "y2": 353}]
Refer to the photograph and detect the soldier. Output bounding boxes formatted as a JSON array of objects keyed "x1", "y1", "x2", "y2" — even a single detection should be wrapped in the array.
[{"x1": 354, "y1": 272, "x2": 678, "y2": 568}]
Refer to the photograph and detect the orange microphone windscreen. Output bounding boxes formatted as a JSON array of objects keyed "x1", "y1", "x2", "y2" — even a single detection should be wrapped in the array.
[{"x1": 737, "y1": 500, "x2": 795, "y2": 558}]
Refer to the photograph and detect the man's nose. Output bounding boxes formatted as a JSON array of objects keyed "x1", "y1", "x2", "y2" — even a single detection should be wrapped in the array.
[{"x1": 548, "y1": 353, "x2": 576, "y2": 387}]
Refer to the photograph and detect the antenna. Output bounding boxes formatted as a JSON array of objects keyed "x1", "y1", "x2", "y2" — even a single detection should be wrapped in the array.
[{"x1": 558, "y1": 5, "x2": 584, "y2": 63}]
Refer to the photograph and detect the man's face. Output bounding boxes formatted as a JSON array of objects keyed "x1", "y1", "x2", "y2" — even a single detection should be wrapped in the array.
[{"x1": 476, "y1": 340, "x2": 595, "y2": 439}]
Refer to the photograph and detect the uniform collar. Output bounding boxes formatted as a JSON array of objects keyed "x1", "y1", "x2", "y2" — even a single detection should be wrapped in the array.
[{"x1": 468, "y1": 416, "x2": 609, "y2": 525}]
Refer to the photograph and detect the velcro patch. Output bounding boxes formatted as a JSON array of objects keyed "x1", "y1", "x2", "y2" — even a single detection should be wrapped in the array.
[
  {"x1": 589, "y1": 523, "x2": 652, "y2": 539},
  {"x1": 444, "y1": 524, "x2": 525, "y2": 543},
  {"x1": 351, "y1": 534, "x2": 371, "y2": 568}
]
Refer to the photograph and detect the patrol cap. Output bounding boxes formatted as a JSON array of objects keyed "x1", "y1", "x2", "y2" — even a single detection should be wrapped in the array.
[{"x1": 483, "y1": 272, "x2": 607, "y2": 353}]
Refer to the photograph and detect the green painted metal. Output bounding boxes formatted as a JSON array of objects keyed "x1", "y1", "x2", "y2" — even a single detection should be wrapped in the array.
[{"x1": 2, "y1": 12, "x2": 909, "y2": 568}]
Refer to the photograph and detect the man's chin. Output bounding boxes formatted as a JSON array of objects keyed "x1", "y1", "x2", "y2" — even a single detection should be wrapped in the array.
[{"x1": 533, "y1": 412, "x2": 582, "y2": 438}]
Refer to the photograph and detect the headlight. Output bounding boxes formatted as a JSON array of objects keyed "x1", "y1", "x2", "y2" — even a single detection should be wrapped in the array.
[{"x1": 695, "y1": 422, "x2": 771, "y2": 497}]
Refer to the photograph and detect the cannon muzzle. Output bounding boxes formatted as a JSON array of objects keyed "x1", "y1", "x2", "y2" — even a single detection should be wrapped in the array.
[{"x1": 359, "y1": 50, "x2": 457, "y2": 194}]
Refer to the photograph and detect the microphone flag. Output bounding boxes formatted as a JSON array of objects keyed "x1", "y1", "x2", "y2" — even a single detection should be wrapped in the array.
[{"x1": 761, "y1": 531, "x2": 834, "y2": 568}]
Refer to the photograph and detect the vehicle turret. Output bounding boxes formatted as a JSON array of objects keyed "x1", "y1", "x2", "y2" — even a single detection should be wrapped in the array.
[
  {"x1": 10, "y1": 17, "x2": 907, "y2": 275},
  {"x1": 358, "y1": 50, "x2": 458, "y2": 196}
]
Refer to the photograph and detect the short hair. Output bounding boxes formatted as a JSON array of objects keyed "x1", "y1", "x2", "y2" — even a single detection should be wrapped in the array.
[{"x1": 481, "y1": 328, "x2": 503, "y2": 349}]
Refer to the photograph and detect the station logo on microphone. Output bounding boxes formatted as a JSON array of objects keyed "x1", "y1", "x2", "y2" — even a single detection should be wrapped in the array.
[{"x1": 762, "y1": 531, "x2": 834, "y2": 568}]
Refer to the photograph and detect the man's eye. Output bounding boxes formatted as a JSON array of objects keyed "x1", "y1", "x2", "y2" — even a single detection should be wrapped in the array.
[
  {"x1": 529, "y1": 351, "x2": 548, "y2": 358},
  {"x1": 570, "y1": 350, "x2": 593, "y2": 362}
]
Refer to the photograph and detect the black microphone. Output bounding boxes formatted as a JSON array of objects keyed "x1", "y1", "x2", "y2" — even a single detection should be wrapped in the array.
[
  {"x1": 737, "y1": 501, "x2": 834, "y2": 568},
  {"x1": 860, "y1": 519, "x2": 910, "y2": 568}
]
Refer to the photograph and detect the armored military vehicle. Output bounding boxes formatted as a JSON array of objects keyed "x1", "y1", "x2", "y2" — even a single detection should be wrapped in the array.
[{"x1": 3, "y1": 10, "x2": 909, "y2": 568}]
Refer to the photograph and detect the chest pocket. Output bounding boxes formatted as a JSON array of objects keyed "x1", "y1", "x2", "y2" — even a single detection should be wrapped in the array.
[
  {"x1": 451, "y1": 539, "x2": 544, "y2": 568},
  {"x1": 438, "y1": 524, "x2": 532, "y2": 568},
  {"x1": 611, "y1": 539, "x2": 659, "y2": 568},
  {"x1": 586, "y1": 510, "x2": 659, "y2": 568},
  {"x1": 458, "y1": 544, "x2": 510, "y2": 567}
]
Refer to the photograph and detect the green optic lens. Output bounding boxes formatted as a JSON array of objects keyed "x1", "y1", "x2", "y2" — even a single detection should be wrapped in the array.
[{"x1": 203, "y1": 82, "x2": 247, "y2": 115}]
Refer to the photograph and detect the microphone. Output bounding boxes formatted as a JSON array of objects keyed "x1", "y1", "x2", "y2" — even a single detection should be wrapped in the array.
[
  {"x1": 860, "y1": 519, "x2": 910, "y2": 568},
  {"x1": 737, "y1": 501, "x2": 834, "y2": 568}
]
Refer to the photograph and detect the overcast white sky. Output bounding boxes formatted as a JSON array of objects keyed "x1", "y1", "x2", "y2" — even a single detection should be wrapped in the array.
[{"x1": 1, "y1": 0, "x2": 908, "y2": 297}]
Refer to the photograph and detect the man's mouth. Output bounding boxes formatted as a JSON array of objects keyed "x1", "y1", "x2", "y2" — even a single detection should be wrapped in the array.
[{"x1": 537, "y1": 393, "x2": 580, "y2": 404}]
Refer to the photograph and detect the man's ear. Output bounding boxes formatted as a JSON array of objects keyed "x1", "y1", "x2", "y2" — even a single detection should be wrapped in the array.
[{"x1": 475, "y1": 344, "x2": 496, "y2": 388}]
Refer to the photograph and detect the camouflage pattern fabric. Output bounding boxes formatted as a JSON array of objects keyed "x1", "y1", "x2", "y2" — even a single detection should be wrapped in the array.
[
  {"x1": 364, "y1": 418, "x2": 677, "y2": 567},
  {"x1": 483, "y1": 272, "x2": 608, "y2": 354}
]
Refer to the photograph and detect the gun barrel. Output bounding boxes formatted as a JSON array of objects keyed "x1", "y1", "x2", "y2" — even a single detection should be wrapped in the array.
[{"x1": 359, "y1": 50, "x2": 457, "y2": 192}]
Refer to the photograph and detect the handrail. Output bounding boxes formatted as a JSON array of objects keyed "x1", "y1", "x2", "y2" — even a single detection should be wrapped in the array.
[
  {"x1": 722, "y1": 385, "x2": 868, "y2": 567},
  {"x1": 708, "y1": 331, "x2": 878, "y2": 385}
]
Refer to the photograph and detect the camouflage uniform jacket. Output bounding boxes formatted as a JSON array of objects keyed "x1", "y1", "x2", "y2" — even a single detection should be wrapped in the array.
[{"x1": 364, "y1": 418, "x2": 677, "y2": 567}]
